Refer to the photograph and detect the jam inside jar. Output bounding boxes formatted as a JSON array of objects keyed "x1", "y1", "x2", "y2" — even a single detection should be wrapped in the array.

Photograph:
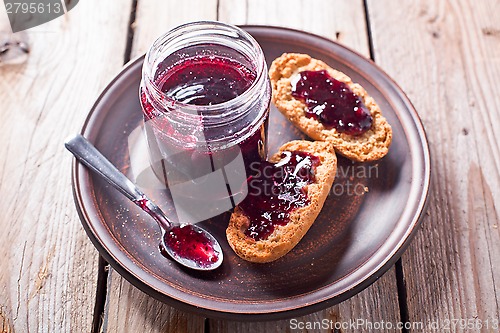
[{"x1": 140, "y1": 22, "x2": 271, "y2": 224}]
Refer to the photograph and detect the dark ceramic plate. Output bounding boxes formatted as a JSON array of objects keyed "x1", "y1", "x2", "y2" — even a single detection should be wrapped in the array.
[{"x1": 72, "y1": 26, "x2": 430, "y2": 320}]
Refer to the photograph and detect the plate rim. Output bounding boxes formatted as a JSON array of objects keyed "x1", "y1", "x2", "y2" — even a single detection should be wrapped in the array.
[{"x1": 71, "y1": 25, "x2": 431, "y2": 320}]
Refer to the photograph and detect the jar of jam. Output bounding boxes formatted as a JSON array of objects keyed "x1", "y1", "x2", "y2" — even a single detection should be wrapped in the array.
[{"x1": 140, "y1": 21, "x2": 271, "y2": 223}]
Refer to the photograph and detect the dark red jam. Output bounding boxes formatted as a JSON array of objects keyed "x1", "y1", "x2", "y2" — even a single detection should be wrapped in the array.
[
  {"x1": 141, "y1": 54, "x2": 267, "y2": 178},
  {"x1": 142, "y1": 55, "x2": 256, "y2": 118},
  {"x1": 291, "y1": 70, "x2": 373, "y2": 135},
  {"x1": 156, "y1": 55, "x2": 256, "y2": 106},
  {"x1": 134, "y1": 197, "x2": 219, "y2": 266},
  {"x1": 240, "y1": 151, "x2": 320, "y2": 240},
  {"x1": 162, "y1": 224, "x2": 219, "y2": 267}
]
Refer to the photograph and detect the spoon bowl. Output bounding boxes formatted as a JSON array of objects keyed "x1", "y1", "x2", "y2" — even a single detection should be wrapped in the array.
[
  {"x1": 160, "y1": 224, "x2": 223, "y2": 270},
  {"x1": 65, "y1": 134, "x2": 223, "y2": 271}
]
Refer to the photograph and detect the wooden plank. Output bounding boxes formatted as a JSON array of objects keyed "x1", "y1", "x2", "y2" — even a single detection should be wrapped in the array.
[
  {"x1": 211, "y1": 1, "x2": 403, "y2": 332},
  {"x1": 103, "y1": 1, "x2": 216, "y2": 332},
  {"x1": 210, "y1": 271, "x2": 401, "y2": 333},
  {"x1": 368, "y1": 0, "x2": 500, "y2": 331},
  {"x1": 104, "y1": 268, "x2": 205, "y2": 333},
  {"x1": 130, "y1": 0, "x2": 218, "y2": 59},
  {"x1": 0, "y1": 0, "x2": 132, "y2": 332},
  {"x1": 218, "y1": 0, "x2": 370, "y2": 57}
]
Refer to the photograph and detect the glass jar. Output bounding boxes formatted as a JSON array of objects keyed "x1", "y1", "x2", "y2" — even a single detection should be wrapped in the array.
[{"x1": 140, "y1": 21, "x2": 271, "y2": 223}]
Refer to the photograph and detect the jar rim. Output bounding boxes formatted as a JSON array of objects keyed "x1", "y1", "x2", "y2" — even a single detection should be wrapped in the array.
[{"x1": 142, "y1": 21, "x2": 267, "y2": 121}]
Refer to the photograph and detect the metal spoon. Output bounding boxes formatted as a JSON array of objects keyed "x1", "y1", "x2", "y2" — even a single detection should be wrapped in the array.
[{"x1": 65, "y1": 134, "x2": 223, "y2": 271}]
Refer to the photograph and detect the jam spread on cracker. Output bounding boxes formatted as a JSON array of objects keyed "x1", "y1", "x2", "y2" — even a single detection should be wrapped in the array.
[
  {"x1": 240, "y1": 151, "x2": 320, "y2": 240},
  {"x1": 291, "y1": 70, "x2": 373, "y2": 135}
]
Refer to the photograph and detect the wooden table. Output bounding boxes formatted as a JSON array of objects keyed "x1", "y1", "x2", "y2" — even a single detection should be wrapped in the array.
[{"x1": 1, "y1": 0, "x2": 498, "y2": 332}]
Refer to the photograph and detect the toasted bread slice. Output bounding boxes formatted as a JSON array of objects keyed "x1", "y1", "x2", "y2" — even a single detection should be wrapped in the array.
[
  {"x1": 269, "y1": 53, "x2": 392, "y2": 162},
  {"x1": 226, "y1": 140, "x2": 337, "y2": 263}
]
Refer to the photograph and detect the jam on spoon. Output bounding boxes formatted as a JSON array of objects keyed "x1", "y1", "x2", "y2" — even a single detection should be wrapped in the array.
[
  {"x1": 239, "y1": 151, "x2": 320, "y2": 240},
  {"x1": 291, "y1": 69, "x2": 373, "y2": 135},
  {"x1": 160, "y1": 224, "x2": 219, "y2": 266},
  {"x1": 135, "y1": 197, "x2": 220, "y2": 267},
  {"x1": 65, "y1": 135, "x2": 222, "y2": 270}
]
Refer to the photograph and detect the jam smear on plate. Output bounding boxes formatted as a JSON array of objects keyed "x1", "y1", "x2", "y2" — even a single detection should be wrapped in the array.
[
  {"x1": 291, "y1": 70, "x2": 373, "y2": 135},
  {"x1": 240, "y1": 151, "x2": 320, "y2": 241}
]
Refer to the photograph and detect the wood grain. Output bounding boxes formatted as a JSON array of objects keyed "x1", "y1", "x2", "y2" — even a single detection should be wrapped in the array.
[
  {"x1": 210, "y1": 271, "x2": 401, "y2": 333},
  {"x1": 368, "y1": 0, "x2": 500, "y2": 331},
  {"x1": 0, "y1": 0, "x2": 132, "y2": 332},
  {"x1": 129, "y1": 0, "x2": 218, "y2": 59},
  {"x1": 103, "y1": 268, "x2": 205, "y2": 333},
  {"x1": 218, "y1": 0, "x2": 370, "y2": 57}
]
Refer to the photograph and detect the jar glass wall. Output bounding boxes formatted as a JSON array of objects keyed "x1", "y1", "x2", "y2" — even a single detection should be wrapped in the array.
[{"x1": 140, "y1": 21, "x2": 271, "y2": 223}]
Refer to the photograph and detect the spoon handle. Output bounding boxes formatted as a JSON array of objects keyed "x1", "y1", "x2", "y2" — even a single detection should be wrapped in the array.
[
  {"x1": 65, "y1": 134, "x2": 145, "y2": 202},
  {"x1": 65, "y1": 134, "x2": 173, "y2": 230}
]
